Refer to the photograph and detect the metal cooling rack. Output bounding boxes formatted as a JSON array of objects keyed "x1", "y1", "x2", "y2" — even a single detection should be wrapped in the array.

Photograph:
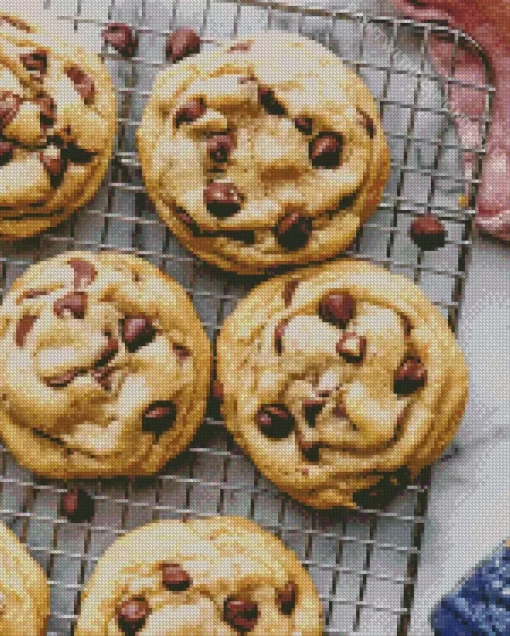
[{"x1": 0, "y1": 0, "x2": 494, "y2": 634}]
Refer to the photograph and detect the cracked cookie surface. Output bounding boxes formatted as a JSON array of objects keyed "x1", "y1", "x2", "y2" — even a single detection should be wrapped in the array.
[
  {"x1": 0, "y1": 12, "x2": 116, "y2": 239},
  {"x1": 217, "y1": 260, "x2": 468, "y2": 509},
  {"x1": 138, "y1": 31, "x2": 389, "y2": 274},
  {"x1": 0, "y1": 250, "x2": 211, "y2": 478},
  {"x1": 75, "y1": 516, "x2": 322, "y2": 635},
  {"x1": 0, "y1": 522, "x2": 49, "y2": 635}
]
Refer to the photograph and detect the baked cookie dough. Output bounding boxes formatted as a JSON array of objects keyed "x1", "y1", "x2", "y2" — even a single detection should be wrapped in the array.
[
  {"x1": 217, "y1": 259, "x2": 468, "y2": 509},
  {"x1": 75, "y1": 516, "x2": 322, "y2": 635},
  {"x1": 0, "y1": 523, "x2": 49, "y2": 635},
  {"x1": 138, "y1": 30, "x2": 389, "y2": 274},
  {"x1": 0, "y1": 250, "x2": 211, "y2": 478},
  {"x1": 0, "y1": 12, "x2": 116, "y2": 239}
]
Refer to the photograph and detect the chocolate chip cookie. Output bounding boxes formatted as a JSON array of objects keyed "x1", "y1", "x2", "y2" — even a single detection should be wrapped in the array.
[
  {"x1": 217, "y1": 259, "x2": 468, "y2": 509},
  {"x1": 75, "y1": 516, "x2": 322, "y2": 635},
  {"x1": 0, "y1": 523, "x2": 49, "y2": 635},
  {"x1": 138, "y1": 30, "x2": 389, "y2": 274},
  {"x1": 0, "y1": 13, "x2": 116, "y2": 239},
  {"x1": 0, "y1": 251, "x2": 211, "y2": 478}
]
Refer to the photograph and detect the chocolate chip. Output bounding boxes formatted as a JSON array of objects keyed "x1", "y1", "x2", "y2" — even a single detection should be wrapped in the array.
[
  {"x1": 54, "y1": 292, "x2": 86, "y2": 319},
  {"x1": 95, "y1": 335, "x2": 119, "y2": 367},
  {"x1": 258, "y1": 86, "x2": 286, "y2": 115},
  {"x1": 64, "y1": 142, "x2": 95, "y2": 164},
  {"x1": 19, "y1": 289, "x2": 48, "y2": 302},
  {"x1": 353, "y1": 467, "x2": 410, "y2": 509},
  {"x1": 117, "y1": 597, "x2": 150, "y2": 634},
  {"x1": 15, "y1": 315, "x2": 37, "y2": 347},
  {"x1": 91, "y1": 367, "x2": 114, "y2": 390},
  {"x1": 332, "y1": 403, "x2": 347, "y2": 419},
  {"x1": 20, "y1": 49, "x2": 47, "y2": 74},
  {"x1": 39, "y1": 145, "x2": 67, "y2": 186},
  {"x1": 0, "y1": 140, "x2": 13, "y2": 166},
  {"x1": 0, "y1": 91, "x2": 22, "y2": 129},
  {"x1": 357, "y1": 108, "x2": 375, "y2": 139},
  {"x1": 338, "y1": 192, "x2": 358, "y2": 209},
  {"x1": 336, "y1": 332, "x2": 366, "y2": 363},
  {"x1": 161, "y1": 563, "x2": 192, "y2": 591},
  {"x1": 223, "y1": 598, "x2": 259, "y2": 633},
  {"x1": 67, "y1": 259, "x2": 97, "y2": 288},
  {"x1": 142, "y1": 400, "x2": 177, "y2": 437},
  {"x1": 277, "y1": 582, "x2": 297, "y2": 615},
  {"x1": 212, "y1": 379, "x2": 224, "y2": 401},
  {"x1": 61, "y1": 487, "x2": 94, "y2": 522},
  {"x1": 283, "y1": 279, "x2": 299, "y2": 307},
  {"x1": 228, "y1": 41, "x2": 252, "y2": 52},
  {"x1": 309, "y1": 132, "x2": 342, "y2": 168},
  {"x1": 298, "y1": 437, "x2": 320, "y2": 463},
  {"x1": 394, "y1": 357, "x2": 427, "y2": 395},
  {"x1": 205, "y1": 181, "x2": 242, "y2": 218},
  {"x1": 207, "y1": 133, "x2": 233, "y2": 162},
  {"x1": 102, "y1": 23, "x2": 137, "y2": 57},
  {"x1": 65, "y1": 66, "x2": 95, "y2": 104},
  {"x1": 318, "y1": 292, "x2": 355, "y2": 328},
  {"x1": 274, "y1": 318, "x2": 288, "y2": 355},
  {"x1": 409, "y1": 214, "x2": 447, "y2": 251},
  {"x1": 121, "y1": 316, "x2": 156, "y2": 352},
  {"x1": 175, "y1": 207, "x2": 202, "y2": 236},
  {"x1": 274, "y1": 212, "x2": 312, "y2": 250},
  {"x1": 45, "y1": 369, "x2": 80, "y2": 388},
  {"x1": 37, "y1": 96, "x2": 56, "y2": 126},
  {"x1": 173, "y1": 343, "x2": 191, "y2": 361},
  {"x1": 303, "y1": 399, "x2": 326, "y2": 428},
  {"x1": 165, "y1": 27, "x2": 201, "y2": 63},
  {"x1": 174, "y1": 97, "x2": 205, "y2": 127},
  {"x1": 256, "y1": 404, "x2": 295, "y2": 439},
  {"x1": 294, "y1": 117, "x2": 312, "y2": 135}
]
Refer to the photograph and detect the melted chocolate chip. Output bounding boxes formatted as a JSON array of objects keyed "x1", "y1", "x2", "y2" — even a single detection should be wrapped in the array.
[
  {"x1": 303, "y1": 399, "x2": 326, "y2": 428},
  {"x1": 258, "y1": 86, "x2": 286, "y2": 115},
  {"x1": 174, "y1": 98, "x2": 205, "y2": 127},
  {"x1": 353, "y1": 467, "x2": 411, "y2": 510},
  {"x1": 318, "y1": 291, "x2": 355, "y2": 328},
  {"x1": 394, "y1": 357, "x2": 427, "y2": 395},
  {"x1": 332, "y1": 403, "x2": 347, "y2": 419},
  {"x1": 20, "y1": 49, "x2": 47, "y2": 74},
  {"x1": 67, "y1": 259, "x2": 97, "y2": 288},
  {"x1": 54, "y1": 292, "x2": 86, "y2": 319},
  {"x1": 166, "y1": 28, "x2": 201, "y2": 63},
  {"x1": 161, "y1": 563, "x2": 192, "y2": 591},
  {"x1": 0, "y1": 91, "x2": 22, "y2": 129},
  {"x1": 61, "y1": 487, "x2": 94, "y2": 522},
  {"x1": 0, "y1": 140, "x2": 13, "y2": 166},
  {"x1": 205, "y1": 181, "x2": 242, "y2": 218},
  {"x1": 91, "y1": 366, "x2": 114, "y2": 390},
  {"x1": 65, "y1": 66, "x2": 95, "y2": 104},
  {"x1": 121, "y1": 316, "x2": 156, "y2": 352},
  {"x1": 223, "y1": 598, "x2": 259, "y2": 633},
  {"x1": 39, "y1": 146, "x2": 67, "y2": 186},
  {"x1": 356, "y1": 108, "x2": 375, "y2": 139},
  {"x1": 117, "y1": 597, "x2": 150, "y2": 634},
  {"x1": 228, "y1": 41, "x2": 252, "y2": 52},
  {"x1": 19, "y1": 289, "x2": 48, "y2": 302},
  {"x1": 212, "y1": 379, "x2": 224, "y2": 401},
  {"x1": 207, "y1": 133, "x2": 233, "y2": 162},
  {"x1": 274, "y1": 318, "x2": 289, "y2": 355},
  {"x1": 173, "y1": 343, "x2": 191, "y2": 361},
  {"x1": 409, "y1": 214, "x2": 447, "y2": 251},
  {"x1": 338, "y1": 192, "x2": 359, "y2": 210},
  {"x1": 142, "y1": 400, "x2": 177, "y2": 437},
  {"x1": 95, "y1": 335, "x2": 119, "y2": 367},
  {"x1": 64, "y1": 142, "x2": 95, "y2": 164},
  {"x1": 299, "y1": 438, "x2": 320, "y2": 463},
  {"x1": 102, "y1": 23, "x2": 137, "y2": 57},
  {"x1": 174, "y1": 207, "x2": 201, "y2": 235},
  {"x1": 45, "y1": 369, "x2": 80, "y2": 388},
  {"x1": 336, "y1": 332, "x2": 366, "y2": 363},
  {"x1": 277, "y1": 582, "x2": 297, "y2": 615},
  {"x1": 283, "y1": 279, "x2": 299, "y2": 307},
  {"x1": 274, "y1": 212, "x2": 312, "y2": 250},
  {"x1": 37, "y1": 95, "x2": 56, "y2": 126},
  {"x1": 294, "y1": 116, "x2": 312, "y2": 135},
  {"x1": 15, "y1": 315, "x2": 37, "y2": 347},
  {"x1": 309, "y1": 132, "x2": 343, "y2": 168},
  {"x1": 256, "y1": 404, "x2": 295, "y2": 439}
]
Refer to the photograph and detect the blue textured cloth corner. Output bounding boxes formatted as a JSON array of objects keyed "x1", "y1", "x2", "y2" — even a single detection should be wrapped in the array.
[{"x1": 431, "y1": 542, "x2": 510, "y2": 635}]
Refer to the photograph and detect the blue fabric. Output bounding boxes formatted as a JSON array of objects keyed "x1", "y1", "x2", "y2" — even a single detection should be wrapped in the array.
[{"x1": 431, "y1": 544, "x2": 510, "y2": 635}]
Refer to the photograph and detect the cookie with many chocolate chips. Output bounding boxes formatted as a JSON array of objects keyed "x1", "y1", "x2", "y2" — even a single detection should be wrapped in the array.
[
  {"x1": 137, "y1": 30, "x2": 390, "y2": 274},
  {"x1": 0, "y1": 12, "x2": 116, "y2": 239},
  {"x1": 217, "y1": 260, "x2": 468, "y2": 509},
  {"x1": 0, "y1": 523, "x2": 49, "y2": 635},
  {"x1": 75, "y1": 517, "x2": 322, "y2": 635},
  {"x1": 0, "y1": 251, "x2": 211, "y2": 478}
]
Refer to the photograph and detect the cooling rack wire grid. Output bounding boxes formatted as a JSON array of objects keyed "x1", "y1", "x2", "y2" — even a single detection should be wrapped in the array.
[{"x1": 0, "y1": 0, "x2": 494, "y2": 634}]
